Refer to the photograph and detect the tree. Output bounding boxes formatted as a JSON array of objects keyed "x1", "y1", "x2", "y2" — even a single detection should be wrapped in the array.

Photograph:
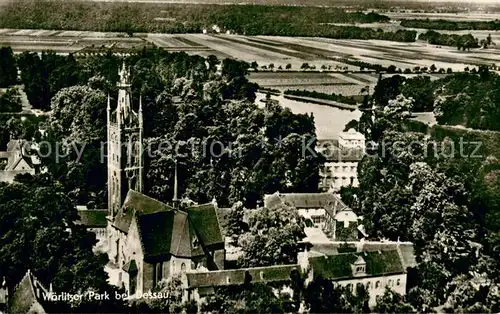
[
  {"x1": 238, "y1": 204, "x2": 305, "y2": 267},
  {"x1": 285, "y1": 63, "x2": 292, "y2": 70},
  {"x1": 447, "y1": 68, "x2": 453, "y2": 73},
  {"x1": 225, "y1": 201, "x2": 249, "y2": 239},
  {"x1": 430, "y1": 64, "x2": 437, "y2": 73},
  {"x1": 0, "y1": 175, "x2": 121, "y2": 311},
  {"x1": 304, "y1": 276, "x2": 369, "y2": 313},
  {"x1": 0, "y1": 87, "x2": 22, "y2": 113},
  {"x1": 250, "y1": 61, "x2": 258, "y2": 71},
  {"x1": 374, "y1": 288, "x2": 416, "y2": 313},
  {"x1": 300, "y1": 63, "x2": 310, "y2": 70},
  {"x1": 42, "y1": 85, "x2": 108, "y2": 207},
  {"x1": 0, "y1": 47, "x2": 17, "y2": 87},
  {"x1": 202, "y1": 283, "x2": 285, "y2": 313},
  {"x1": 268, "y1": 63, "x2": 275, "y2": 71},
  {"x1": 387, "y1": 65, "x2": 397, "y2": 73}
]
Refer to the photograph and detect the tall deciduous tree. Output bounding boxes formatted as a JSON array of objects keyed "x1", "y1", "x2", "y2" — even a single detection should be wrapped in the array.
[
  {"x1": 238, "y1": 204, "x2": 305, "y2": 267},
  {"x1": 0, "y1": 47, "x2": 17, "y2": 87}
]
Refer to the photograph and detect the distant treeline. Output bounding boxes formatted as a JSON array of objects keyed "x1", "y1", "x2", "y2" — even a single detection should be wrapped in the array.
[
  {"x1": 284, "y1": 89, "x2": 358, "y2": 105},
  {"x1": 401, "y1": 19, "x2": 500, "y2": 31},
  {"x1": 419, "y1": 30, "x2": 478, "y2": 50},
  {"x1": 0, "y1": 1, "x2": 417, "y2": 42}
]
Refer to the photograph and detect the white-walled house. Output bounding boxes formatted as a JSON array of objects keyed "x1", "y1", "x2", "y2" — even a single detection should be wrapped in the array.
[{"x1": 318, "y1": 129, "x2": 366, "y2": 192}]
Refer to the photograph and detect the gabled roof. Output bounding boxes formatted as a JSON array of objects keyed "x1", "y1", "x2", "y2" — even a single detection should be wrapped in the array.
[
  {"x1": 128, "y1": 191, "x2": 224, "y2": 260},
  {"x1": 186, "y1": 264, "x2": 300, "y2": 289},
  {"x1": 76, "y1": 209, "x2": 108, "y2": 228},
  {"x1": 113, "y1": 190, "x2": 174, "y2": 233},
  {"x1": 309, "y1": 250, "x2": 404, "y2": 280},
  {"x1": 187, "y1": 204, "x2": 223, "y2": 247},
  {"x1": 264, "y1": 192, "x2": 347, "y2": 211},
  {"x1": 9, "y1": 270, "x2": 47, "y2": 314},
  {"x1": 136, "y1": 211, "x2": 176, "y2": 259}
]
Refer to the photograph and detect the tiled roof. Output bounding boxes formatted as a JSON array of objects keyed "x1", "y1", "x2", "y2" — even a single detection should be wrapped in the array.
[
  {"x1": 113, "y1": 190, "x2": 174, "y2": 233},
  {"x1": 136, "y1": 211, "x2": 175, "y2": 259},
  {"x1": 397, "y1": 243, "x2": 418, "y2": 268},
  {"x1": 133, "y1": 200, "x2": 224, "y2": 259},
  {"x1": 76, "y1": 209, "x2": 108, "y2": 228},
  {"x1": 186, "y1": 264, "x2": 300, "y2": 289},
  {"x1": 187, "y1": 204, "x2": 223, "y2": 247},
  {"x1": 309, "y1": 250, "x2": 404, "y2": 280},
  {"x1": 9, "y1": 270, "x2": 47, "y2": 314},
  {"x1": 264, "y1": 192, "x2": 347, "y2": 210}
]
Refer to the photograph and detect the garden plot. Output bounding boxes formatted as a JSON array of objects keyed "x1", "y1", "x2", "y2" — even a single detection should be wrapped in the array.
[{"x1": 249, "y1": 72, "x2": 351, "y2": 87}]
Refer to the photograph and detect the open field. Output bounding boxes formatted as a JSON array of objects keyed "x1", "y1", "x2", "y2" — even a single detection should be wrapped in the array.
[{"x1": 1, "y1": 28, "x2": 498, "y2": 96}]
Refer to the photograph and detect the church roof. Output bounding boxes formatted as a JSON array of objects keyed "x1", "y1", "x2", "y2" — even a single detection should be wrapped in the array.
[
  {"x1": 309, "y1": 249, "x2": 404, "y2": 280},
  {"x1": 125, "y1": 191, "x2": 224, "y2": 260},
  {"x1": 136, "y1": 211, "x2": 176, "y2": 258},
  {"x1": 187, "y1": 204, "x2": 223, "y2": 247},
  {"x1": 113, "y1": 190, "x2": 174, "y2": 233}
]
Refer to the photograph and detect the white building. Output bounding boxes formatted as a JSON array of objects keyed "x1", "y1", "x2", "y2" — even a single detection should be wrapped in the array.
[
  {"x1": 263, "y1": 192, "x2": 348, "y2": 229},
  {"x1": 318, "y1": 129, "x2": 365, "y2": 192}
]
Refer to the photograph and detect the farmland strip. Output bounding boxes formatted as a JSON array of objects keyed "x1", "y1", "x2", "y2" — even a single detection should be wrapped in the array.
[
  {"x1": 173, "y1": 36, "x2": 204, "y2": 47},
  {"x1": 213, "y1": 35, "x2": 314, "y2": 60}
]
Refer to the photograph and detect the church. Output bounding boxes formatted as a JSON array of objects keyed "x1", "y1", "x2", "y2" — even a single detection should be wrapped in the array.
[{"x1": 103, "y1": 64, "x2": 225, "y2": 296}]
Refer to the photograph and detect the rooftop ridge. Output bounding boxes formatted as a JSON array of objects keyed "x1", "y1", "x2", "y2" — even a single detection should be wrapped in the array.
[
  {"x1": 126, "y1": 189, "x2": 172, "y2": 210},
  {"x1": 188, "y1": 263, "x2": 300, "y2": 275}
]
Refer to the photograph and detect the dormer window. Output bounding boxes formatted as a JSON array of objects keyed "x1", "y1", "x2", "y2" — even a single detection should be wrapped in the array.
[
  {"x1": 352, "y1": 256, "x2": 366, "y2": 276},
  {"x1": 192, "y1": 236, "x2": 199, "y2": 249}
]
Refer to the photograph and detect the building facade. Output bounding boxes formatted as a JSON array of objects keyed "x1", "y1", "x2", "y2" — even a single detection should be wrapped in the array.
[
  {"x1": 318, "y1": 129, "x2": 365, "y2": 192},
  {"x1": 0, "y1": 140, "x2": 40, "y2": 183}
]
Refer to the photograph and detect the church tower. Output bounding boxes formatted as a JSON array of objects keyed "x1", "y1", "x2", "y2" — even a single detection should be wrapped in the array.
[{"x1": 107, "y1": 63, "x2": 144, "y2": 218}]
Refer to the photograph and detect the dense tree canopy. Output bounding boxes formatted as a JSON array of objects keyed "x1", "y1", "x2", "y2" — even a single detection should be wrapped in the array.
[
  {"x1": 0, "y1": 47, "x2": 17, "y2": 88},
  {"x1": 0, "y1": 1, "x2": 420, "y2": 43},
  {"x1": 355, "y1": 72, "x2": 500, "y2": 311},
  {"x1": 0, "y1": 174, "x2": 110, "y2": 295},
  {"x1": 238, "y1": 204, "x2": 305, "y2": 267}
]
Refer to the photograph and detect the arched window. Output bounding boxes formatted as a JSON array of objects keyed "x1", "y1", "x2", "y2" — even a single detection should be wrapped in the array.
[
  {"x1": 396, "y1": 279, "x2": 401, "y2": 286},
  {"x1": 181, "y1": 263, "x2": 186, "y2": 273},
  {"x1": 388, "y1": 279, "x2": 393, "y2": 287},
  {"x1": 375, "y1": 281, "x2": 381, "y2": 288},
  {"x1": 156, "y1": 262, "x2": 163, "y2": 284},
  {"x1": 366, "y1": 281, "x2": 372, "y2": 289}
]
